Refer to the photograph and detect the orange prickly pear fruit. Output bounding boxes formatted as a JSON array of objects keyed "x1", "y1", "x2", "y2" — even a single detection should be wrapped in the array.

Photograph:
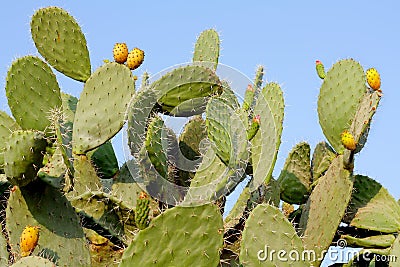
[
  {"x1": 20, "y1": 225, "x2": 40, "y2": 257},
  {"x1": 127, "y1": 48, "x2": 145, "y2": 70},
  {"x1": 113, "y1": 43, "x2": 129, "y2": 64},
  {"x1": 366, "y1": 68, "x2": 381, "y2": 90},
  {"x1": 341, "y1": 130, "x2": 357, "y2": 151}
]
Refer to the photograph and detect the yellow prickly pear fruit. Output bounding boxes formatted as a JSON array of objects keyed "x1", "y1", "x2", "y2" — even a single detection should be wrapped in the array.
[
  {"x1": 113, "y1": 43, "x2": 129, "y2": 64},
  {"x1": 366, "y1": 68, "x2": 381, "y2": 90},
  {"x1": 341, "y1": 130, "x2": 357, "y2": 151},
  {"x1": 20, "y1": 226, "x2": 40, "y2": 257},
  {"x1": 282, "y1": 202, "x2": 295, "y2": 218},
  {"x1": 127, "y1": 48, "x2": 145, "y2": 70}
]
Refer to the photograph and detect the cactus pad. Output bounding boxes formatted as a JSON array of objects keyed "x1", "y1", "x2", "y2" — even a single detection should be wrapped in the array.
[
  {"x1": 4, "y1": 130, "x2": 47, "y2": 187},
  {"x1": 11, "y1": 256, "x2": 55, "y2": 266},
  {"x1": 277, "y1": 142, "x2": 312, "y2": 204},
  {"x1": 0, "y1": 111, "x2": 20, "y2": 169},
  {"x1": 72, "y1": 62, "x2": 135, "y2": 154},
  {"x1": 317, "y1": 59, "x2": 366, "y2": 153},
  {"x1": 311, "y1": 141, "x2": 336, "y2": 181},
  {"x1": 120, "y1": 204, "x2": 223, "y2": 266},
  {"x1": 240, "y1": 204, "x2": 308, "y2": 267},
  {"x1": 251, "y1": 82, "x2": 284, "y2": 190},
  {"x1": 299, "y1": 155, "x2": 353, "y2": 266},
  {"x1": 31, "y1": 7, "x2": 91, "y2": 82},
  {"x1": 193, "y1": 29, "x2": 220, "y2": 70},
  {"x1": 344, "y1": 175, "x2": 400, "y2": 233},
  {"x1": 5, "y1": 56, "x2": 62, "y2": 132},
  {"x1": 6, "y1": 181, "x2": 90, "y2": 266},
  {"x1": 152, "y1": 65, "x2": 223, "y2": 116}
]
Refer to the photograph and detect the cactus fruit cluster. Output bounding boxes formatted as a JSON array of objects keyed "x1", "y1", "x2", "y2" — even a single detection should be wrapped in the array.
[{"x1": 0, "y1": 6, "x2": 394, "y2": 267}]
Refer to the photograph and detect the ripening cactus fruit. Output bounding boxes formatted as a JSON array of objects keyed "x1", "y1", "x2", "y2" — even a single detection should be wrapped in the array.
[
  {"x1": 247, "y1": 114, "x2": 260, "y2": 141},
  {"x1": 315, "y1": 60, "x2": 326, "y2": 79},
  {"x1": 366, "y1": 67, "x2": 381, "y2": 90},
  {"x1": 127, "y1": 48, "x2": 145, "y2": 70},
  {"x1": 113, "y1": 43, "x2": 129, "y2": 64},
  {"x1": 341, "y1": 130, "x2": 357, "y2": 151},
  {"x1": 20, "y1": 226, "x2": 40, "y2": 257},
  {"x1": 135, "y1": 191, "x2": 150, "y2": 230}
]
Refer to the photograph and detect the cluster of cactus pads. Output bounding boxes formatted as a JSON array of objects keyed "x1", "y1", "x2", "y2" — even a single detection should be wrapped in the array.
[{"x1": 0, "y1": 6, "x2": 396, "y2": 267}]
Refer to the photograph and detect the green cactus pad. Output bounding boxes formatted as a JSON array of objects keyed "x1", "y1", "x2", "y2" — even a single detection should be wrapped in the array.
[
  {"x1": 176, "y1": 116, "x2": 206, "y2": 185},
  {"x1": 31, "y1": 7, "x2": 91, "y2": 82},
  {"x1": 341, "y1": 234, "x2": 395, "y2": 248},
  {"x1": 37, "y1": 146, "x2": 67, "y2": 188},
  {"x1": 6, "y1": 181, "x2": 90, "y2": 266},
  {"x1": 182, "y1": 147, "x2": 244, "y2": 205},
  {"x1": 311, "y1": 141, "x2": 336, "y2": 181},
  {"x1": 120, "y1": 204, "x2": 223, "y2": 267},
  {"x1": 111, "y1": 162, "x2": 144, "y2": 207},
  {"x1": 4, "y1": 130, "x2": 47, "y2": 187},
  {"x1": 206, "y1": 97, "x2": 249, "y2": 167},
  {"x1": 350, "y1": 91, "x2": 381, "y2": 153},
  {"x1": 299, "y1": 155, "x2": 353, "y2": 266},
  {"x1": 144, "y1": 116, "x2": 169, "y2": 179},
  {"x1": 72, "y1": 62, "x2": 135, "y2": 154},
  {"x1": 11, "y1": 256, "x2": 55, "y2": 267},
  {"x1": 344, "y1": 175, "x2": 400, "y2": 233},
  {"x1": 152, "y1": 65, "x2": 223, "y2": 116},
  {"x1": 240, "y1": 204, "x2": 309, "y2": 267},
  {"x1": 179, "y1": 116, "x2": 206, "y2": 162},
  {"x1": 87, "y1": 141, "x2": 119, "y2": 179},
  {"x1": 192, "y1": 29, "x2": 220, "y2": 70},
  {"x1": 277, "y1": 142, "x2": 312, "y2": 204},
  {"x1": 251, "y1": 82, "x2": 284, "y2": 191},
  {"x1": 317, "y1": 59, "x2": 366, "y2": 154},
  {"x1": 127, "y1": 88, "x2": 158, "y2": 156},
  {"x1": 5, "y1": 56, "x2": 62, "y2": 132},
  {"x1": 0, "y1": 111, "x2": 20, "y2": 169},
  {"x1": 70, "y1": 155, "x2": 103, "y2": 196}
]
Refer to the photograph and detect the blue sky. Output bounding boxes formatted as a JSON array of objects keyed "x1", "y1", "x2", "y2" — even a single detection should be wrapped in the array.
[{"x1": 1, "y1": 0, "x2": 399, "y2": 219}]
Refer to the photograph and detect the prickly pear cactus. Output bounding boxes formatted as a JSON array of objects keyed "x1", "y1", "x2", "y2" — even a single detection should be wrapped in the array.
[
  {"x1": 72, "y1": 62, "x2": 135, "y2": 154},
  {"x1": 317, "y1": 59, "x2": 366, "y2": 153},
  {"x1": 31, "y1": 7, "x2": 91, "y2": 82},
  {"x1": 240, "y1": 204, "x2": 309, "y2": 267},
  {"x1": 5, "y1": 56, "x2": 62, "y2": 132},
  {"x1": 193, "y1": 29, "x2": 220, "y2": 70},
  {"x1": 6, "y1": 181, "x2": 90, "y2": 266},
  {"x1": 4, "y1": 130, "x2": 47, "y2": 187},
  {"x1": 120, "y1": 204, "x2": 223, "y2": 266}
]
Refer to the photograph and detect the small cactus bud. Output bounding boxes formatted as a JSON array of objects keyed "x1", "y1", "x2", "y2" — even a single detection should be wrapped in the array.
[
  {"x1": 315, "y1": 60, "x2": 326, "y2": 79},
  {"x1": 247, "y1": 115, "x2": 261, "y2": 141},
  {"x1": 242, "y1": 84, "x2": 255, "y2": 111},
  {"x1": 127, "y1": 48, "x2": 145, "y2": 70},
  {"x1": 341, "y1": 130, "x2": 357, "y2": 151},
  {"x1": 366, "y1": 68, "x2": 381, "y2": 90},
  {"x1": 20, "y1": 225, "x2": 40, "y2": 257},
  {"x1": 135, "y1": 191, "x2": 150, "y2": 230},
  {"x1": 113, "y1": 43, "x2": 129, "y2": 64}
]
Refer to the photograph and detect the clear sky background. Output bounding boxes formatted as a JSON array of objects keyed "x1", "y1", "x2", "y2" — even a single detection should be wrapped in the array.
[{"x1": 0, "y1": 2, "x2": 399, "y2": 261}]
